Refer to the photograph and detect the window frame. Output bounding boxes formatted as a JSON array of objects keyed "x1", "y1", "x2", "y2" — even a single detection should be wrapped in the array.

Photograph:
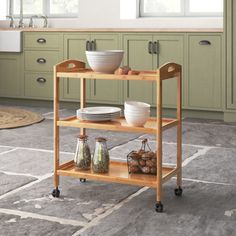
[
  {"x1": 9, "y1": 0, "x2": 79, "y2": 18},
  {"x1": 139, "y1": 0, "x2": 223, "y2": 17}
]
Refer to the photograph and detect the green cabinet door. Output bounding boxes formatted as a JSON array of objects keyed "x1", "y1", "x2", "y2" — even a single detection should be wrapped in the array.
[
  {"x1": 123, "y1": 34, "x2": 153, "y2": 104},
  {"x1": 0, "y1": 53, "x2": 22, "y2": 97},
  {"x1": 187, "y1": 34, "x2": 222, "y2": 110},
  {"x1": 89, "y1": 34, "x2": 121, "y2": 104},
  {"x1": 153, "y1": 35, "x2": 184, "y2": 108},
  {"x1": 63, "y1": 34, "x2": 90, "y2": 101}
]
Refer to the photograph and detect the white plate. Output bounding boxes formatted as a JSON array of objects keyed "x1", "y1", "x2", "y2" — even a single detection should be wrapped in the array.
[{"x1": 77, "y1": 106, "x2": 121, "y2": 115}]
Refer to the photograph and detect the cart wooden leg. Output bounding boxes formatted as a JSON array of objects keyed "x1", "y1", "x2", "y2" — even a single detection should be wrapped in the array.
[
  {"x1": 80, "y1": 77, "x2": 86, "y2": 136},
  {"x1": 52, "y1": 72, "x2": 60, "y2": 198},
  {"x1": 175, "y1": 71, "x2": 183, "y2": 197},
  {"x1": 156, "y1": 77, "x2": 164, "y2": 212}
]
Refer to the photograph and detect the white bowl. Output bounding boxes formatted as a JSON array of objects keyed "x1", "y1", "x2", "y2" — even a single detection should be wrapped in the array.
[
  {"x1": 86, "y1": 50, "x2": 124, "y2": 74},
  {"x1": 124, "y1": 110, "x2": 150, "y2": 127},
  {"x1": 125, "y1": 101, "x2": 151, "y2": 111}
]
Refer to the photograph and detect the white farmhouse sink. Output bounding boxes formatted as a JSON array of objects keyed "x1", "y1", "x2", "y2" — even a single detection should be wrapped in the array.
[{"x1": 0, "y1": 30, "x2": 22, "y2": 52}]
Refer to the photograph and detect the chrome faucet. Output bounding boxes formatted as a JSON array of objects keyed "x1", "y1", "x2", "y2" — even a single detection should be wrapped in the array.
[
  {"x1": 29, "y1": 15, "x2": 38, "y2": 28},
  {"x1": 6, "y1": 15, "x2": 15, "y2": 28},
  {"x1": 39, "y1": 15, "x2": 48, "y2": 28},
  {"x1": 18, "y1": 0, "x2": 24, "y2": 28}
]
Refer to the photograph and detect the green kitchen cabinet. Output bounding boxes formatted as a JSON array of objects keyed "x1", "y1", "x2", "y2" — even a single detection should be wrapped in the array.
[
  {"x1": 63, "y1": 33, "x2": 121, "y2": 104},
  {"x1": 123, "y1": 34, "x2": 184, "y2": 107},
  {"x1": 0, "y1": 53, "x2": 23, "y2": 97},
  {"x1": 24, "y1": 32, "x2": 63, "y2": 100},
  {"x1": 186, "y1": 34, "x2": 222, "y2": 110}
]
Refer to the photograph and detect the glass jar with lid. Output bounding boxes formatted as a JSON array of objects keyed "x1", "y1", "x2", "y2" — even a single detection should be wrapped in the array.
[
  {"x1": 92, "y1": 137, "x2": 109, "y2": 173},
  {"x1": 74, "y1": 135, "x2": 91, "y2": 170}
]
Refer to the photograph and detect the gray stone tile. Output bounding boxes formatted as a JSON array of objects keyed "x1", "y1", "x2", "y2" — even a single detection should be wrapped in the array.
[
  {"x1": 110, "y1": 140, "x2": 201, "y2": 163},
  {"x1": 184, "y1": 117, "x2": 236, "y2": 126},
  {"x1": 0, "y1": 173, "x2": 36, "y2": 196},
  {"x1": 0, "y1": 213, "x2": 80, "y2": 236},
  {"x1": 44, "y1": 109, "x2": 75, "y2": 120},
  {"x1": 183, "y1": 147, "x2": 236, "y2": 184},
  {"x1": 140, "y1": 122, "x2": 236, "y2": 148},
  {"x1": 0, "y1": 149, "x2": 73, "y2": 176},
  {"x1": 80, "y1": 181, "x2": 236, "y2": 236},
  {"x1": 0, "y1": 177, "x2": 140, "y2": 223}
]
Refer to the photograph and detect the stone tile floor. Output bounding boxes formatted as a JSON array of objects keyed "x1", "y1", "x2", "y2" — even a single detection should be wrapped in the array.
[{"x1": 0, "y1": 104, "x2": 236, "y2": 236}]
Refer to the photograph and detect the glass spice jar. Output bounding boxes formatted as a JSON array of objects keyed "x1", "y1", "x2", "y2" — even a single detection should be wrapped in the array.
[
  {"x1": 74, "y1": 135, "x2": 91, "y2": 170},
  {"x1": 92, "y1": 137, "x2": 109, "y2": 173}
]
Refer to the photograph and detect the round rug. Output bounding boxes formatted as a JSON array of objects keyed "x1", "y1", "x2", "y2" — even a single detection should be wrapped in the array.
[{"x1": 0, "y1": 107, "x2": 44, "y2": 129}]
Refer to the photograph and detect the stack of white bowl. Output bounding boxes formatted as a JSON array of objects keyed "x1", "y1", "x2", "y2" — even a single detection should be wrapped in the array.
[{"x1": 124, "y1": 101, "x2": 151, "y2": 127}]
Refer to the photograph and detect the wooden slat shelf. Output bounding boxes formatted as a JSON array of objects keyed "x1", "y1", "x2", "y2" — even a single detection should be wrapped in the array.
[
  {"x1": 57, "y1": 160, "x2": 177, "y2": 188},
  {"x1": 57, "y1": 116, "x2": 179, "y2": 134}
]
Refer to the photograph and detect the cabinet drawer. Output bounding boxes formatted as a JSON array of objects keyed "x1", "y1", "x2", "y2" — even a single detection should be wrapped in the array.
[
  {"x1": 25, "y1": 51, "x2": 59, "y2": 72},
  {"x1": 25, "y1": 73, "x2": 53, "y2": 99},
  {"x1": 24, "y1": 33, "x2": 60, "y2": 49}
]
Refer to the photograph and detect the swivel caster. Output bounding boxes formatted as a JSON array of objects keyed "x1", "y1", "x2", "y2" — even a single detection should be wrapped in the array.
[
  {"x1": 174, "y1": 186, "x2": 183, "y2": 197},
  {"x1": 52, "y1": 187, "x2": 60, "y2": 198},
  {"x1": 80, "y1": 178, "x2": 86, "y2": 183},
  {"x1": 155, "y1": 201, "x2": 164, "y2": 213}
]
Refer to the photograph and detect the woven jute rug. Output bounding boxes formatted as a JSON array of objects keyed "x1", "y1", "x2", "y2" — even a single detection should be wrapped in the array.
[{"x1": 0, "y1": 107, "x2": 44, "y2": 129}]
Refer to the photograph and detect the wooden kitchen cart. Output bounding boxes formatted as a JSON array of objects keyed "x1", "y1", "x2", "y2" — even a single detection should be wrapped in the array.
[{"x1": 52, "y1": 60, "x2": 182, "y2": 212}]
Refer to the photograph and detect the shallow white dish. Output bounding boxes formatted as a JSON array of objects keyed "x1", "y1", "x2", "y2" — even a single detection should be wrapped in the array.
[
  {"x1": 86, "y1": 50, "x2": 124, "y2": 74},
  {"x1": 77, "y1": 106, "x2": 121, "y2": 121}
]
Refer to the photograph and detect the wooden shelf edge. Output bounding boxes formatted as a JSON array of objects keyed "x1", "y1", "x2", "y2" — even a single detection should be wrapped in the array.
[
  {"x1": 57, "y1": 160, "x2": 177, "y2": 188},
  {"x1": 57, "y1": 116, "x2": 178, "y2": 134}
]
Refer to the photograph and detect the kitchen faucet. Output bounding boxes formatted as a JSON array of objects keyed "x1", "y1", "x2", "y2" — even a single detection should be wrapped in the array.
[
  {"x1": 18, "y1": 0, "x2": 24, "y2": 28},
  {"x1": 29, "y1": 15, "x2": 48, "y2": 28},
  {"x1": 6, "y1": 15, "x2": 15, "y2": 28}
]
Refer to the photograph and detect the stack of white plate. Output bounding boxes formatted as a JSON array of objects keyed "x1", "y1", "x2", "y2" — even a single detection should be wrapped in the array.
[{"x1": 77, "y1": 106, "x2": 121, "y2": 121}]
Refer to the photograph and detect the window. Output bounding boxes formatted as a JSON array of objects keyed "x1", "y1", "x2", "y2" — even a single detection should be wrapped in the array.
[
  {"x1": 9, "y1": 0, "x2": 79, "y2": 17},
  {"x1": 140, "y1": 0, "x2": 223, "y2": 17}
]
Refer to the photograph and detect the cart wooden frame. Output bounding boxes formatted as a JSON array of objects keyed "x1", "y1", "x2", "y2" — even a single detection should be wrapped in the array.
[{"x1": 52, "y1": 60, "x2": 182, "y2": 212}]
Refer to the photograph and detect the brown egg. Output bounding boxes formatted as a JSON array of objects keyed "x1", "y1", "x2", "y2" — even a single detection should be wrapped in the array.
[
  {"x1": 139, "y1": 159, "x2": 146, "y2": 166},
  {"x1": 141, "y1": 166, "x2": 150, "y2": 174},
  {"x1": 146, "y1": 160, "x2": 154, "y2": 167},
  {"x1": 129, "y1": 159, "x2": 139, "y2": 167},
  {"x1": 150, "y1": 167, "x2": 157, "y2": 174},
  {"x1": 129, "y1": 166, "x2": 140, "y2": 173}
]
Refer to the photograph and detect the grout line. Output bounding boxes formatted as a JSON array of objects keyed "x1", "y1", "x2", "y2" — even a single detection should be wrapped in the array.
[
  {"x1": 181, "y1": 177, "x2": 236, "y2": 187},
  {"x1": 0, "y1": 173, "x2": 53, "y2": 200},
  {"x1": 0, "y1": 208, "x2": 87, "y2": 227},
  {"x1": 0, "y1": 170, "x2": 40, "y2": 179},
  {"x1": 72, "y1": 186, "x2": 149, "y2": 236},
  {"x1": 182, "y1": 146, "x2": 213, "y2": 167},
  {"x1": 0, "y1": 148, "x2": 18, "y2": 156},
  {"x1": 42, "y1": 109, "x2": 67, "y2": 117}
]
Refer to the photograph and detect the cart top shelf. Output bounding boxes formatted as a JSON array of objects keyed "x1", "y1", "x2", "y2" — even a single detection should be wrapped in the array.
[{"x1": 54, "y1": 60, "x2": 182, "y2": 81}]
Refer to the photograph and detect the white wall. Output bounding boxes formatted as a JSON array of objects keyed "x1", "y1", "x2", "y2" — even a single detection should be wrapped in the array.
[{"x1": 0, "y1": 0, "x2": 223, "y2": 29}]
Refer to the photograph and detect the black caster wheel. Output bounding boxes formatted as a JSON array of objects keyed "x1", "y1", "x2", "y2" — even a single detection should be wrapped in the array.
[
  {"x1": 174, "y1": 186, "x2": 183, "y2": 197},
  {"x1": 52, "y1": 187, "x2": 60, "y2": 198},
  {"x1": 155, "y1": 201, "x2": 164, "y2": 213},
  {"x1": 80, "y1": 178, "x2": 86, "y2": 183}
]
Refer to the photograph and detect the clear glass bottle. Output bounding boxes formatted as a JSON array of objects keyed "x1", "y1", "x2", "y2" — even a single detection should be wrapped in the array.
[
  {"x1": 74, "y1": 135, "x2": 91, "y2": 170},
  {"x1": 92, "y1": 137, "x2": 109, "y2": 173}
]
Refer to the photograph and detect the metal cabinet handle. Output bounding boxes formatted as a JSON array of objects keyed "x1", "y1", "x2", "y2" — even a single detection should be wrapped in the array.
[
  {"x1": 91, "y1": 40, "x2": 96, "y2": 51},
  {"x1": 37, "y1": 58, "x2": 47, "y2": 64},
  {"x1": 153, "y1": 41, "x2": 159, "y2": 54},
  {"x1": 199, "y1": 40, "x2": 211, "y2": 45},
  {"x1": 148, "y1": 41, "x2": 153, "y2": 54},
  {"x1": 36, "y1": 77, "x2": 46, "y2": 83},
  {"x1": 86, "y1": 40, "x2": 90, "y2": 51},
  {"x1": 37, "y1": 38, "x2": 46, "y2": 44}
]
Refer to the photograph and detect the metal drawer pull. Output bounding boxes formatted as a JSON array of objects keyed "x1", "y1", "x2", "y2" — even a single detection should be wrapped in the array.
[
  {"x1": 91, "y1": 40, "x2": 96, "y2": 51},
  {"x1": 148, "y1": 41, "x2": 153, "y2": 54},
  {"x1": 36, "y1": 77, "x2": 46, "y2": 83},
  {"x1": 37, "y1": 38, "x2": 46, "y2": 44},
  {"x1": 153, "y1": 41, "x2": 159, "y2": 54},
  {"x1": 199, "y1": 40, "x2": 211, "y2": 45},
  {"x1": 86, "y1": 40, "x2": 90, "y2": 51},
  {"x1": 37, "y1": 58, "x2": 47, "y2": 64}
]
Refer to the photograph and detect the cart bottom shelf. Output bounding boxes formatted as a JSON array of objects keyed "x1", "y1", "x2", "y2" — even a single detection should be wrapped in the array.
[{"x1": 57, "y1": 161, "x2": 179, "y2": 188}]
